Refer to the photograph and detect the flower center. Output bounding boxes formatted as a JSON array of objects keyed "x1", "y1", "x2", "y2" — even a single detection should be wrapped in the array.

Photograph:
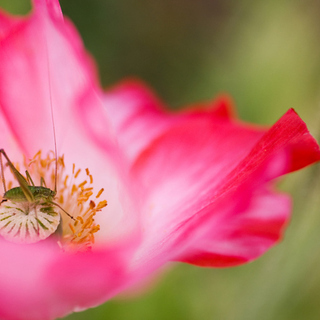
[{"x1": 0, "y1": 150, "x2": 107, "y2": 251}]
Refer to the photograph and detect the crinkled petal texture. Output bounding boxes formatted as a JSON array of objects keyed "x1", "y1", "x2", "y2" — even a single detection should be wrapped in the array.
[{"x1": 0, "y1": 1, "x2": 319, "y2": 320}]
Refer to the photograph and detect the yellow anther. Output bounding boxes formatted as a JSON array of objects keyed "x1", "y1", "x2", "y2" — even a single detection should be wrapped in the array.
[
  {"x1": 77, "y1": 196, "x2": 90, "y2": 202},
  {"x1": 84, "y1": 191, "x2": 93, "y2": 198},
  {"x1": 74, "y1": 169, "x2": 81, "y2": 178},
  {"x1": 82, "y1": 217, "x2": 93, "y2": 229},
  {"x1": 33, "y1": 150, "x2": 42, "y2": 159},
  {"x1": 28, "y1": 159, "x2": 37, "y2": 166},
  {"x1": 40, "y1": 159, "x2": 47, "y2": 167},
  {"x1": 96, "y1": 200, "x2": 108, "y2": 210},
  {"x1": 96, "y1": 188, "x2": 104, "y2": 198},
  {"x1": 71, "y1": 184, "x2": 77, "y2": 195},
  {"x1": 90, "y1": 225, "x2": 100, "y2": 233},
  {"x1": 77, "y1": 216, "x2": 84, "y2": 224},
  {"x1": 78, "y1": 180, "x2": 87, "y2": 188},
  {"x1": 69, "y1": 223, "x2": 75, "y2": 234},
  {"x1": 64, "y1": 175, "x2": 69, "y2": 187}
]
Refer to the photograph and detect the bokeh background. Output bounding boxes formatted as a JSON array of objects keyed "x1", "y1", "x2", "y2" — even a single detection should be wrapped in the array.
[{"x1": 1, "y1": 0, "x2": 320, "y2": 319}]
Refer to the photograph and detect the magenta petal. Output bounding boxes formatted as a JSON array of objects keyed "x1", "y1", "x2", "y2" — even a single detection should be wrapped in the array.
[
  {"x1": 131, "y1": 108, "x2": 320, "y2": 268},
  {"x1": 0, "y1": 0, "x2": 137, "y2": 232},
  {"x1": 0, "y1": 2, "x2": 140, "y2": 319},
  {"x1": 175, "y1": 179, "x2": 291, "y2": 267},
  {"x1": 46, "y1": 245, "x2": 136, "y2": 315},
  {"x1": 0, "y1": 10, "x2": 23, "y2": 39},
  {"x1": 0, "y1": 240, "x2": 136, "y2": 320},
  {"x1": 103, "y1": 81, "x2": 240, "y2": 163},
  {"x1": 0, "y1": 0, "x2": 319, "y2": 319},
  {"x1": 0, "y1": 0, "x2": 101, "y2": 158},
  {"x1": 103, "y1": 80, "x2": 173, "y2": 162}
]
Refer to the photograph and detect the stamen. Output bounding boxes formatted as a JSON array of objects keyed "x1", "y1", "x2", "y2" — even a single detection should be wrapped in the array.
[
  {"x1": 90, "y1": 226, "x2": 100, "y2": 233},
  {"x1": 69, "y1": 223, "x2": 75, "y2": 234},
  {"x1": 77, "y1": 216, "x2": 84, "y2": 224},
  {"x1": 83, "y1": 187, "x2": 93, "y2": 192},
  {"x1": 59, "y1": 155, "x2": 65, "y2": 168},
  {"x1": 0, "y1": 150, "x2": 107, "y2": 251},
  {"x1": 71, "y1": 184, "x2": 77, "y2": 195},
  {"x1": 40, "y1": 159, "x2": 47, "y2": 168},
  {"x1": 33, "y1": 150, "x2": 42, "y2": 159},
  {"x1": 96, "y1": 200, "x2": 108, "y2": 210},
  {"x1": 63, "y1": 175, "x2": 69, "y2": 187},
  {"x1": 78, "y1": 180, "x2": 87, "y2": 188},
  {"x1": 28, "y1": 159, "x2": 37, "y2": 166},
  {"x1": 74, "y1": 169, "x2": 81, "y2": 178},
  {"x1": 96, "y1": 188, "x2": 104, "y2": 198}
]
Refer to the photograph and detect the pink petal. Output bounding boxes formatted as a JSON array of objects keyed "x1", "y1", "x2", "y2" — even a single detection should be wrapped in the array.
[
  {"x1": 0, "y1": 2, "x2": 141, "y2": 318},
  {"x1": 103, "y1": 80, "x2": 173, "y2": 162},
  {"x1": 0, "y1": 0, "x2": 139, "y2": 239},
  {"x1": 0, "y1": 240, "x2": 136, "y2": 320},
  {"x1": 0, "y1": 0, "x2": 103, "y2": 159},
  {"x1": 0, "y1": 10, "x2": 23, "y2": 40},
  {"x1": 103, "y1": 80, "x2": 239, "y2": 163},
  {"x1": 178, "y1": 191, "x2": 291, "y2": 267},
  {"x1": 0, "y1": 1, "x2": 319, "y2": 319},
  {"x1": 131, "y1": 109, "x2": 320, "y2": 268}
]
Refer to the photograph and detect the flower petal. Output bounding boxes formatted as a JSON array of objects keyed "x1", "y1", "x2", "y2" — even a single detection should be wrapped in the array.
[
  {"x1": 0, "y1": 2, "x2": 141, "y2": 319},
  {"x1": 103, "y1": 80, "x2": 173, "y2": 162},
  {"x1": 0, "y1": 0, "x2": 102, "y2": 158},
  {"x1": 177, "y1": 190, "x2": 291, "y2": 267},
  {"x1": 0, "y1": 240, "x2": 135, "y2": 320},
  {"x1": 131, "y1": 109, "x2": 320, "y2": 268},
  {"x1": 0, "y1": 1, "x2": 319, "y2": 319},
  {"x1": 103, "y1": 80, "x2": 238, "y2": 163},
  {"x1": 0, "y1": 0, "x2": 139, "y2": 240}
]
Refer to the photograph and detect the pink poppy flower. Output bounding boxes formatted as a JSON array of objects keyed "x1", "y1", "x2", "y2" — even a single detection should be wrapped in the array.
[{"x1": 0, "y1": 1, "x2": 319, "y2": 319}]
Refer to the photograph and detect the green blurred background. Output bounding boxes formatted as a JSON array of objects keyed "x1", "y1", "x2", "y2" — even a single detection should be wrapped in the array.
[{"x1": 1, "y1": 0, "x2": 320, "y2": 319}]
